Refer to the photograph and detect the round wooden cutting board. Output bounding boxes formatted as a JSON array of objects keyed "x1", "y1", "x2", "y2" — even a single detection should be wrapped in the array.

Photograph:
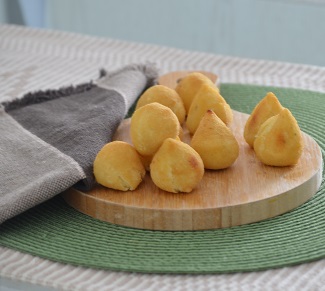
[{"x1": 62, "y1": 72, "x2": 323, "y2": 231}]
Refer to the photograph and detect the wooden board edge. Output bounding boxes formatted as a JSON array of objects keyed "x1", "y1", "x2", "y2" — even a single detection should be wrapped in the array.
[{"x1": 61, "y1": 160, "x2": 322, "y2": 231}]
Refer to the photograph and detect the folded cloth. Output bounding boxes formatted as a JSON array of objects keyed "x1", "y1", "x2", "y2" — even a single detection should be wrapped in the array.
[{"x1": 0, "y1": 64, "x2": 158, "y2": 224}]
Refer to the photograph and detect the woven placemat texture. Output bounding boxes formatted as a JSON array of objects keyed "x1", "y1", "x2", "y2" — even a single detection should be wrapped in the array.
[{"x1": 0, "y1": 84, "x2": 324, "y2": 274}]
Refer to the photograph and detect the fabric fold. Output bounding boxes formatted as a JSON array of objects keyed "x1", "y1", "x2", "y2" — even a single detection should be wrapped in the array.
[{"x1": 0, "y1": 63, "x2": 158, "y2": 224}]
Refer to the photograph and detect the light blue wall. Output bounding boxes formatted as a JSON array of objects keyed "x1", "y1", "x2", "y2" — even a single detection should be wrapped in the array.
[
  {"x1": 19, "y1": 0, "x2": 45, "y2": 28},
  {"x1": 0, "y1": 1, "x2": 6, "y2": 23},
  {"x1": 2, "y1": 0, "x2": 325, "y2": 66}
]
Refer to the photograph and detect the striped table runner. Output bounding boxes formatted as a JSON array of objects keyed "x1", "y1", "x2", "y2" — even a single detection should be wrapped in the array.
[{"x1": 1, "y1": 24, "x2": 325, "y2": 291}]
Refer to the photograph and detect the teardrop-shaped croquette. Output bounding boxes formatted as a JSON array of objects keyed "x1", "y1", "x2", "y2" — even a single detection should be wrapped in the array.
[
  {"x1": 186, "y1": 83, "x2": 233, "y2": 135},
  {"x1": 175, "y1": 72, "x2": 215, "y2": 113},
  {"x1": 191, "y1": 110, "x2": 239, "y2": 169},
  {"x1": 135, "y1": 85, "x2": 186, "y2": 124},
  {"x1": 150, "y1": 138, "x2": 204, "y2": 193},
  {"x1": 94, "y1": 141, "x2": 146, "y2": 191},
  {"x1": 254, "y1": 108, "x2": 303, "y2": 166},
  {"x1": 131, "y1": 103, "x2": 180, "y2": 156},
  {"x1": 244, "y1": 92, "x2": 283, "y2": 147}
]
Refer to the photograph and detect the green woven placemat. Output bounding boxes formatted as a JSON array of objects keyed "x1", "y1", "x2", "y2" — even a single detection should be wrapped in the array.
[{"x1": 1, "y1": 84, "x2": 324, "y2": 274}]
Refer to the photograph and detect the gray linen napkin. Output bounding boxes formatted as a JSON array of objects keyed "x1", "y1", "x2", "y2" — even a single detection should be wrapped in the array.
[{"x1": 0, "y1": 64, "x2": 158, "y2": 224}]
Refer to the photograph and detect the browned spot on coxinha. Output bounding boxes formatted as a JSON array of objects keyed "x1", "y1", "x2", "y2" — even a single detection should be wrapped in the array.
[
  {"x1": 276, "y1": 133, "x2": 286, "y2": 147},
  {"x1": 188, "y1": 155, "x2": 199, "y2": 168}
]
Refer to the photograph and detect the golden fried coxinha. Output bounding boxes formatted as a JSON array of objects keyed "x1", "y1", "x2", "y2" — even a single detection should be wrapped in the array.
[
  {"x1": 94, "y1": 141, "x2": 145, "y2": 191},
  {"x1": 254, "y1": 108, "x2": 303, "y2": 166},
  {"x1": 175, "y1": 72, "x2": 215, "y2": 113},
  {"x1": 131, "y1": 102, "x2": 180, "y2": 156},
  {"x1": 186, "y1": 83, "x2": 233, "y2": 135},
  {"x1": 191, "y1": 110, "x2": 239, "y2": 170},
  {"x1": 136, "y1": 85, "x2": 186, "y2": 124},
  {"x1": 150, "y1": 138, "x2": 204, "y2": 193},
  {"x1": 244, "y1": 92, "x2": 283, "y2": 147}
]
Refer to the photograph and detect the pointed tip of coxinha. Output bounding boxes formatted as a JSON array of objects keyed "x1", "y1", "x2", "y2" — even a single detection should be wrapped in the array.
[
  {"x1": 265, "y1": 92, "x2": 278, "y2": 101},
  {"x1": 186, "y1": 83, "x2": 233, "y2": 135},
  {"x1": 254, "y1": 108, "x2": 304, "y2": 166},
  {"x1": 191, "y1": 110, "x2": 239, "y2": 170},
  {"x1": 244, "y1": 92, "x2": 283, "y2": 147}
]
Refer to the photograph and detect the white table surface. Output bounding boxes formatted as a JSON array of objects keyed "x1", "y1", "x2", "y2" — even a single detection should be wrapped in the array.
[{"x1": 0, "y1": 24, "x2": 325, "y2": 291}]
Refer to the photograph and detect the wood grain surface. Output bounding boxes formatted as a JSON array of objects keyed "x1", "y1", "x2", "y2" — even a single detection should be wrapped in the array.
[{"x1": 63, "y1": 112, "x2": 322, "y2": 230}]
